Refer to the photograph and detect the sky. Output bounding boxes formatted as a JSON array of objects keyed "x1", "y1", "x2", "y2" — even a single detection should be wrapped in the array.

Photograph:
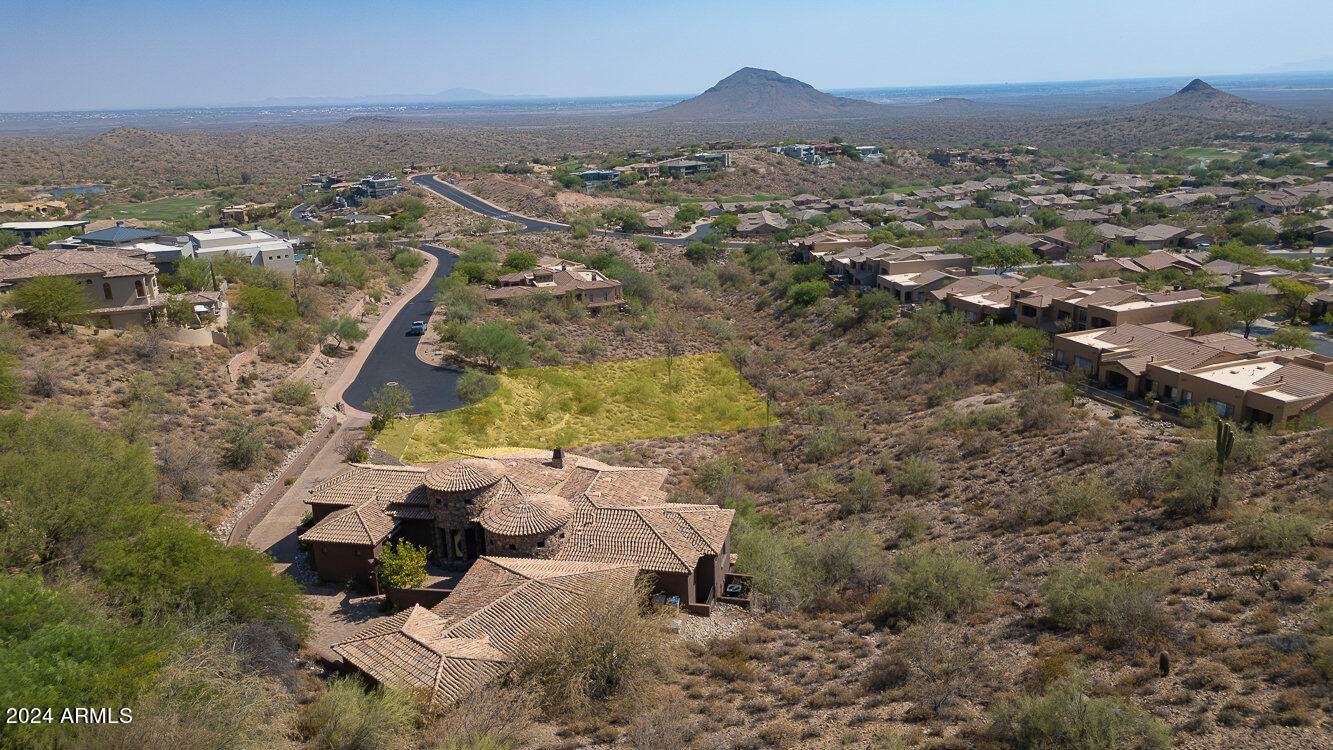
[{"x1": 2, "y1": 0, "x2": 1332, "y2": 112}]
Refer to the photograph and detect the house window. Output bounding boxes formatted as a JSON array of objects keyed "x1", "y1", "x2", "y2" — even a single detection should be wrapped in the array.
[
  {"x1": 1182, "y1": 390, "x2": 1192, "y2": 403},
  {"x1": 1055, "y1": 350, "x2": 1066, "y2": 363},
  {"x1": 1073, "y1": 356, "x2": 1093, "y2": 372},
  {"x1": 102, "y1": 283, "x2": 113, "y2": 300},
  {"x1": 1213, "y1": 401, "x2": 1234, "y2": 419},
  {"x1": 134, "y1": 280, "x2": 145, "y2": 298}
]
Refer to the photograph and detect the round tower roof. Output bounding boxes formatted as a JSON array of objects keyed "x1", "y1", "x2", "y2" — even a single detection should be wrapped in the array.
[
  {"x1": 423, "y1": 457, "x2": 504, "y2": 493},
  {"x1": 480, "y1": 492, "x2": 573, "y2": 537}
]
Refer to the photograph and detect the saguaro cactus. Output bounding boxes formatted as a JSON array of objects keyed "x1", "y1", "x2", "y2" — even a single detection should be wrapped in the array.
[{"x1": 1211, "y1": 420, "x2": 1234, "y2": 510}]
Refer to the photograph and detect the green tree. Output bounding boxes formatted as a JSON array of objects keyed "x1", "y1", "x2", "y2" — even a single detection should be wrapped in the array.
[
  {"x1": 235, "y1": 286, "x2": 297, "y2": 328},
  {"x1": 1271, "y1": 277, "x2": 1316, "y2": 321},
  {"x1": 318, "y1": 315, "x2": 367, "y2": 349},
  {"x1": 1224, "y1": 290, "x2": 1274, "y2": 338},
  {"x1": 602, "y1": 206, "x2": 647, "y2": 233},
  {"x1": 1267, "y1": 325, "x2": 1312, "y2": 350},
  {"x1": 455, "y1": 321, "x2": 531, "y2": 369},
  {"x1": 365, "y1": 383, "x2": 413, "y2": 431},
  {"x1": 12, "y1": 275, "x2": 92, "y2": 332},
  {"x1": 1063, "y1": 221, "x2": 1099, "y2": 248},
  {"x1": 711, "y1": 212, "x2": 740, "y2": 235},
  {"x1": 788, "y1": 280, "x2": 830, "y2": 306},
  {"x1": 0, "y1": 229, "x2": 20, "y2": 250},
  {"x1": 974, "y1": 244, "x2": 1038, "y2": 275},
  {"x1": 501, "y1": 251, "x2": 539, "y2": 273},
  {"x1": 376, "y1": 540, "x2": 428, "y2": 590}
]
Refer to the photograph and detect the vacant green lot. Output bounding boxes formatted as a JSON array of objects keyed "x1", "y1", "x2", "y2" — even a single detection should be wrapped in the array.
[
  {"x1": 1174, "y1": 148, "x2": 1241, "y2": 162},
  {"x1": 377, "y1": 353, "x2": 773, "y2": 461},
  {"x1": 86, "y1": 197, "x2": 214, "y2": 222}
]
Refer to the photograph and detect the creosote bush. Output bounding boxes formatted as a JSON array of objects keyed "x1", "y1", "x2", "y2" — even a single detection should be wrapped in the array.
[
  {"x1": 987, "y1": 672, "x2": 1172, "y2": 750},
  {"x1": 1229, "y1": 504, "x2": 1319, "y2": 554},
  {"x1": 514, "y1": 581, "x2": 662, "y2": 719},
  {"x1": 892, "y1": 456, "x2": 938, "y2": 497},
  {"x1": 300, "y1": 676, "x2": 416, "y2": 750},
  {"x1": 270, "y1": 378, "x2": 314, "y2": 406},
  {"x1": 867, "y1": 544, "x2": 992, "y2": 625},
  {"x1": 1040, "y1": 559, "x2": 1172, "y2": 647}
]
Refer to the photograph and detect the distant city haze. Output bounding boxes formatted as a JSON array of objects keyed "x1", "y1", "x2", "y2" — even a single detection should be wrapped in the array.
[{"x1": 2, "y1": 0, "x2": 1332, "y2": 112}]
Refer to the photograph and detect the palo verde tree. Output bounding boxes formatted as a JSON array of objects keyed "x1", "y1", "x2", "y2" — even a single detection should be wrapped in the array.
[
  {"x1": 365, "y1": 383, "x2": 413, "y2": 431},
  {"x1": 319, "y1": 315, "x2": 367, "y2": 350},
  {"x1": 974, "y1": 243, "x2": 1038, "y2": 275},
  {"x1": 454, "y1": 321, "x2": 530, "y2": 370},
  {"x1": 12, "y1": 275, "x2": 93, "y2": 332},
  {"x1": 1224, "y1": 290, "x2": 1273, "y2": 339},
  {"x1": 376, "y1": 539, "x2": 428, "y2": 591}
]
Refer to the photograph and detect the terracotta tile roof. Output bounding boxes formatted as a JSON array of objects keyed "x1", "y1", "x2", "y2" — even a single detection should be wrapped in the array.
[
  {"x1": 555, "y1": 496, "x2": 735, "y2": 574},
  {"x1": 332, "y1": 605, "x2": 510, "y2": 701},
  {"x1": 480, "y1": 492, "x2": 574, "y2": 536},
  {"x1": 307, "y1": 464, "x2": 430, "y2": 508},
  {"x1": 424, "y1": 458, "x2": 504, "y2": 493},
  {"x1": 1252, "y1": 364, "x2": 1333, "y2": 399},
  {"x1": 299, "y1": 491, "x2": 397, "y2": 546},
  {"x1": 0, "y1": 248, "x2": 157, "y2": 283},
  {"x1": 430, "y1": 556, "x2": 639, "y2": 658}
]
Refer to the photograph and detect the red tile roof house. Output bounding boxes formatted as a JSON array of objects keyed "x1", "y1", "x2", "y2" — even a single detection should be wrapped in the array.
[
  {"x1": 300, "y1": 451, "x2": 737, "y2": 614},
  {"x1": 483, "y1": 260, "x2": 623, "y2": 308},
  {"x1": 1053, "y1": 323, "x2": 1333, "y2": 424},
  {"x1": 936, "y1": 274, "x2": 1217, "y2": 330},
  {"x1": 0, "y1": 248, "x2": 165, "y2": 329}
]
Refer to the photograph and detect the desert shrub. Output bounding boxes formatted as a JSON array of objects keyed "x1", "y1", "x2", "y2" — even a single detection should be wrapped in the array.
[
  {"x1": 1043, "y1": 475, "x2": 1122, "y2": 523},
  {"x1": 803, "y1": 426, "x2": 848, "y2": 463},
  {"x1": 27, "y1": 358, "x2": 57, "y2": 398},
  {"x1": 934, "y1": 405, "x2": 1014, "y2": 431},
  {"x1": 1040, "y1": 559, "x2": 1171, "y2": 646},
  {"x1": 699, "y1": 317, "x2": 734, "y2": 340},
  {"x1": 365, "y1": 383, "x2": 413, "y2": 431},
  {"x1": 970, "y1": 345, "x2": 1025, "y2": 385},
  {"x1": 1179, "y1": 402, "x2": 1215, "y2": 428},
  {"x1": 577, "y1": 338, "x2": 605, "y2": 358},
  {"x1": 455, "y1": 369, "x2": 500, "y2": 405},
  {"x1": 1016, "y1": 385, "x2": 1068, "y2": 431},
  {"x1": 427, "y1": 686, "x2": 533, "y2": 750},
  {"x1": 807, "y1": 523, "x2": 886, "y2": 593},
  {"x1": 1164, "y1": 441, "x2": 1228, "y2": 515},
  {"x1": 865, "y1": 615, "x2": 991, "y2": 713},
  {"x1": 867, "y1": 544, "x2": 992, "y2": 624},
  {"x1": 514, "y1": 582, "x2": 661, "y2": 718},
  {"x1": 340, "y1": 437, "x2": 369, "y2": 463},
  {"x1": 908, "y1": 340, "x2": 969, "y2": 378},
  {"x1": 694, "y1": 456, "x2": 742, "y2": 501},
  {"x1": 892, "y1": 456, "x2": 938, "y2": 496},
  {"x1": 987, "y1": 672, "x2": 1172, "y2": 750},
  {"x1": 218, "y1": 416, "x2": 265, "y2": 470},
  {"x1": 839, "y1": 468, "x2": 884, "y2": 516},
  {"x1": 1317, "y1": 596, "x2": 1333, "y2": 636},
  {"x1": 788, "y1": 280, "x2": 830, "y2": 306},
  {"x1": 157, "y1": 438, "x2": 216, "y2": 502},
  {"x1": 1229, "y1": 505, "x2": 1319, "y2": 554},
  {"x1": 300, "y1": 676, "x2": 416, "y2": 750},
  {"x1": 270, "y1": 379, "x2": 314, "y2": 406}
]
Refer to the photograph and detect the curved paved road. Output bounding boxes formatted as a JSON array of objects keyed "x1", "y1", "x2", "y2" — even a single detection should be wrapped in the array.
[
  {"x1": 340, "y1": 176, "x2": 742, "y2": 415},
  {"x1": 340, "y1": 243, "x2": 465, "y2": 413},
  {"x1": 410, "y1": 173, "x2": 731, "y2": 247}
]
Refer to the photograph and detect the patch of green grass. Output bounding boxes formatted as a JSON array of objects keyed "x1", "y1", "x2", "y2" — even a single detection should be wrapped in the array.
[
  {"x1": 86, "y1": 197, "x2": 214, "y2": 221},
  {"x1": 380, "y1": 354, "x2": 773, "y2": 461},
  {"x1": 1171, "y1": 148, "x2": 1241, "y2": 161}
]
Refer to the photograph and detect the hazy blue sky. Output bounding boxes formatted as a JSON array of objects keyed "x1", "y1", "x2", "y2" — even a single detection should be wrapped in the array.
[{"x1": 3, "y1": 0, "x2": 1331, "y2": 112}]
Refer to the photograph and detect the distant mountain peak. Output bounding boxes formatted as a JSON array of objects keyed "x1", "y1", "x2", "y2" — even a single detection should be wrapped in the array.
[
  {"x1": 643, "y1": 67, "x2": 885, "y2": 121},
  {"x1": 1130, "y1": 78, "x2": 1294, "y2": 121}
]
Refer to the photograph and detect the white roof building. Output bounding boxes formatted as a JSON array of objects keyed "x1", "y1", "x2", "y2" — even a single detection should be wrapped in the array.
[{"x1": 187, "y1": 228, "x2": 297, "y2": 271}]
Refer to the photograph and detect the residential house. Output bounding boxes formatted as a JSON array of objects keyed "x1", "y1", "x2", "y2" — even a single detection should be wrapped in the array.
[
  {"x1": 303, "y1": 452, "x2": 737, "y2": 613},
  {"x1": 0, "y1": 248, "x2": 163, "y2": 329},
  {"x1": 1053, "y1": 323, "x2": 1333, "y2": 423},
  {"x1": 790, "y1": 231, "x2": 871, "y2": 263},
  {"x1": 0, "y1": 220, "x2": 88, "y2": 242},
  {"x1": 1237, "y1": 190, "x2": 1301, "y2": 214},
  {"x1": 187, "y1": 228, "x2": 298, "y2": 272},
  {"x1": 657, "y1": 158, "x2": 710, "y2": 178},
  {"x1": 572, "y1": 169, "x2": 620, "y2": 186},
  {"x1": 483, "y1": 259, "x2": 623, "y2": 307},
  {"x1": 641, "y1": 206, "x2": 679, "y2": 231},
  {"x1": 736, "y1": 210, "x2": 788, "y2": 235},
  {"x1": 359, "y1": 174, "x2": 402, "y2": 199}
]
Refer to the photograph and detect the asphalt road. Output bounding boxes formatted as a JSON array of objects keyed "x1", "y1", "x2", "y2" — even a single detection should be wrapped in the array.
[
  {"x1": 409, "y1": 173, "x2": 730, "y2": 247},
  {"x1": 340, "y1": 243, "x2": 465, "y2": 414}
]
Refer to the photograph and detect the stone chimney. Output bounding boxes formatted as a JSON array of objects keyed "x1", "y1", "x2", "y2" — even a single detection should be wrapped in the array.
[{"x1": 552, "y1": 447, "x2": 564, "y2": 469}]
